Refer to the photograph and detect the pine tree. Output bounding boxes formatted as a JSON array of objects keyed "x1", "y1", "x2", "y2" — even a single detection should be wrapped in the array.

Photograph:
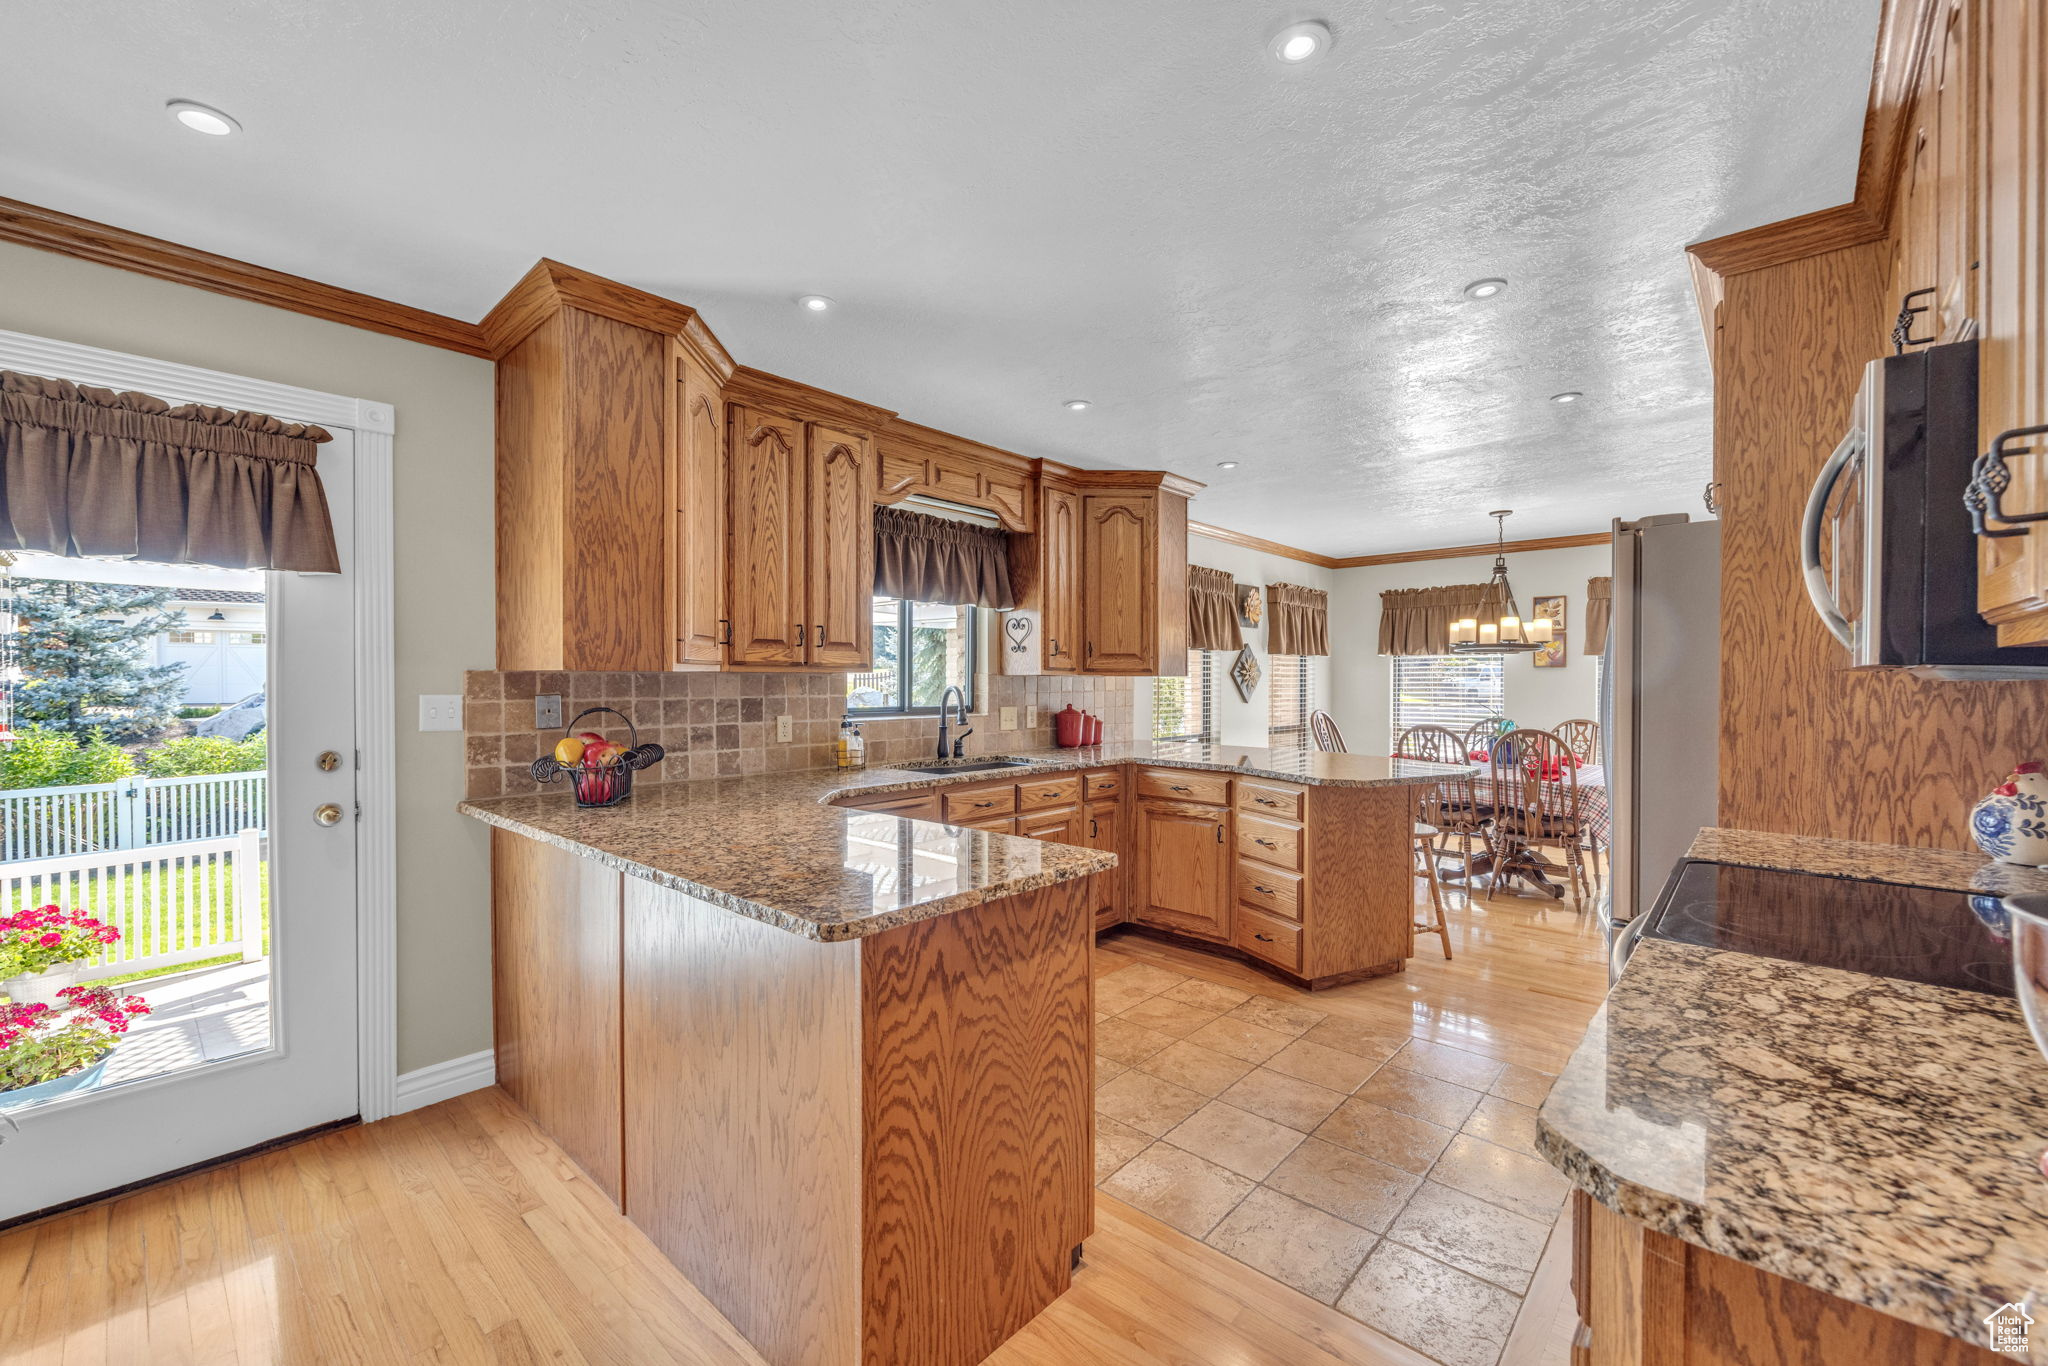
[{"x1": 5, "y1": 578, "x2": 188, "y2": 742}]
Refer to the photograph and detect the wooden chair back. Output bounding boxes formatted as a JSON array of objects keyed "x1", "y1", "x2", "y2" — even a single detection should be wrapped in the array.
[
  {"x1": 1556, "y1": 718, "x2": 1600, "y2": 764},
  {"x1": 1393, "y1": 725, "x2": 1463, "y2": 764},
  {"x1": 1395, "y1": 725, "x2": 1480, "y2": 831},
  {"x1": 1461, "y1": 716, "x2": 1509, "y2": 758},
  {"x1": 1487, "y1": 728, "x2": 1582, "y2": 841},
  {"x1": 1308, "y1": 709, "x2": 1347, "y2": 753}
]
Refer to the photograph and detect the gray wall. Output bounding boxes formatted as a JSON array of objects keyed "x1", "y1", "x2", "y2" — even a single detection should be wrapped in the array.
[{"x1": 0, "y1": 241, "x2": 497, "y2": 1074}]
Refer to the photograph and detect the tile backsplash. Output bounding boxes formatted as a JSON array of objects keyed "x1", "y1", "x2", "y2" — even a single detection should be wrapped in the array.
[{"x1": 464, "y1": 670, "x2": 1136, "y2": 799}]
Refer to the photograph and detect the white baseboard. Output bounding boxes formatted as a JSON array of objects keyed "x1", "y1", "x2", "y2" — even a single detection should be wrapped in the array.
[{"x1": 392, "y1": 1049, "x2": 497, "y2": 1114}]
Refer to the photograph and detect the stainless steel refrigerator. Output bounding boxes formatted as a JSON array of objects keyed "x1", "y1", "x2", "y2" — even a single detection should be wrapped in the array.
[{"x1": 1601, "y1": 514, "x2": 1721, "y2": 931}]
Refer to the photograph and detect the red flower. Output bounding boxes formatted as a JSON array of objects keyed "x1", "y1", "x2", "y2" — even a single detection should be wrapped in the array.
[{"x1": 37, "y1": 932, "x2": 61, "y2": 948}]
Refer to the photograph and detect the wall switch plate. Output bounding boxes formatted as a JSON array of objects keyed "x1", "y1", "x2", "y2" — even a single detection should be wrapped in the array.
[
  {"x1": 1000, "y1": 706, "x2": 1018, "y2": 731},
  {"x1": 776, "y1": 713, "x2": 794, "y2": 742},
  {"x1": 419, "y1": 694, "x2": 464, "y2": 732},
  {"x1": 535, "y1": 693, "x2": 564, "y2": 730},
  {"x1": 1026, "y1": 706, "x2": 1038, "y2": 728}
]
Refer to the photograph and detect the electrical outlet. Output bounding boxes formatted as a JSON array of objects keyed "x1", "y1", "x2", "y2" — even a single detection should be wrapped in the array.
[
  {"x1": 776, "y1": 713, "x2": 794, "y2": 742},
  {"x1": 418, "y1": 694, "x2": 464, "y2": 732},
  {"x1": 535, "y1": 693, "x2": 564, "y2": 729},
  {"x1": 1000, "y1": 706, "x2": 1018, "y2": 731},
  {"x1": 1026, "y1": 706, "x2": 1038, "y2": 728}
]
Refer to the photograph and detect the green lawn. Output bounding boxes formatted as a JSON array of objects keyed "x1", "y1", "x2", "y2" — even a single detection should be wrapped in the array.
[{"x1": 4, "y1": 857, "x2": 270, "y2": 988}]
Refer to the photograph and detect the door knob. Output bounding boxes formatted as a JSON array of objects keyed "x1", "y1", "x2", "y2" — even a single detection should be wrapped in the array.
[{"x1": 314, "y1": 803, "x2": 345, "y2": 827}]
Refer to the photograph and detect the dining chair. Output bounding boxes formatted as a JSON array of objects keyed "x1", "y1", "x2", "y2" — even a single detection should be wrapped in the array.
[
  {"x1": 1309, "y1": 709, "x2": 1347, "y2": 753},
  {"x1": 1461, "y1": 715, "x2": 1509, "y2": 759},
  {"x1": 1483, "y1": 728, "x2": 1590, "y2": 907},
  {"x1": 1392, "y1": 724, "x2": 1492, "y2": 929},
  {"x1": 1556, "y1": 718, "x2": 1599, "y2": 764},
  {"x1": 1411, "y1": 821, "x2": 1453, "y2": 960}
]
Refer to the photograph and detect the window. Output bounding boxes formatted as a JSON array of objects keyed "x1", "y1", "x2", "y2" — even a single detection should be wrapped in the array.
[
  {"x1": 846, "y1": 596, "x2": 976, "y2": 715},
  {"x1": 230, "y1": 631, "x2": 266, "y2": 646},
  {"x1": 1390, "y1": 654, "x2": 1505, "y2": 748},
  {"x1": 1152, "y1": 650, "x2": 1216, "y2": 741},
  {"x1": 166, "y1": 629, "x2": 215, "y2": 645},
  {"x1": 1268, "y1": 655, "x2": 1313, "y2": 744}
]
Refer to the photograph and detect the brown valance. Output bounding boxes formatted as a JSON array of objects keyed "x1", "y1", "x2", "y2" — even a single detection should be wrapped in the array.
[
  {"x1": 1586, "y1": 576, "x2": 1613, "y2": 654},
  {"x1": 1267, "y1": 582, "x2": 1329, "y2": 657},
  {"x1": 1377, "y1": 582, "x2": 1508, "y2": 656},
  {"x1": 0, "y1": 370, "x2": 340, "y2": 572},
  {"x1": 1187, "y1": 564, "x2": 1242, "y2": 652},
  {"x1": 873, "y1": 505, "x2": 1015, "y2": 608}
]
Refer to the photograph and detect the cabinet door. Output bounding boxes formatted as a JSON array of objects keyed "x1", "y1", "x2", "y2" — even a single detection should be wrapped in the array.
[
  {"x1": 806, "y1": 425, "x2": 875, "y2": 667},
  {"x1": 1040, "y1": 485, "x2": 1081, "y2": 672},
  {"x1": 1086, "y1": 799, "x2": 1126, "y2": 929},
  {"x1": 671, "y1": 350, "x2": 726, "y2": 666},
  {"x1": 1134, "y1": 799, "x2": 1230, "y2": 942},
  {"x1": 1080, "y1": 492, "x2": 1158, "y2": 674},
  {"x1": 726, "y1": 404, "x2": 807, "y2": 666}
]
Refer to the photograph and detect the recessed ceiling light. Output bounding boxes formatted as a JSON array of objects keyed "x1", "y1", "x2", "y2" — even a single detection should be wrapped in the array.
[
  {"x1": 1217, "y1": 461, "x2": 1240, "y2": 469},
  {"x1": 1269, "y1": 20, "x2": 1333, "y2": 64},
  {"x1": 1550, "y1": 391, "x2": 1583, "y2": 404},
  {"x1": 167, "y1": 100, "x2": 240, "y2": 136},
  {"x1": 1063, "y1": 399, "x2": 1092, "y2": 411},
  {"x1": 796, "y1": 294, "x2": 834, "y2": 312},
  {"x1": 1462, "y1": 278, "x2": 1508, "y2": 300}
]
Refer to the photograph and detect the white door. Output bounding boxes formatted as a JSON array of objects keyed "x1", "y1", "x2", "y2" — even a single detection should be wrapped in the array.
[{"x1": 0, "y1": 435, "x2": 361, "y2": 1222}]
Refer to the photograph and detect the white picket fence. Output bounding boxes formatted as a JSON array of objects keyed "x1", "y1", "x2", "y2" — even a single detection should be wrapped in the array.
[
  {"x1": 4, "y1": 830, "x2": 262, "y2": 982},
  {"x1": 1, "y1": 771, "x2": 268, "y2": 861}
]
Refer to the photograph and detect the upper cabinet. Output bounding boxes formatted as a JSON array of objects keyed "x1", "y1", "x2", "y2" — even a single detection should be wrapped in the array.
[
  {"x1": 487, "y1": 261, "x2": 1198, "y2": 675},
  {"x1": 1005, "y1": 472, "x2": 1194, "y2": 678}
]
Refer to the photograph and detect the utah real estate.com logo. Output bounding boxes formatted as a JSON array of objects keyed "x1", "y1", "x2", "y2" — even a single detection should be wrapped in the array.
[{"x1": 1987, "y1": 1302, "x2": 2032, "y2": 1355}]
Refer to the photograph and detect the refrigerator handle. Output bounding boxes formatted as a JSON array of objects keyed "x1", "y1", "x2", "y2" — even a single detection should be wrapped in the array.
[{"x1": 1799, "y1": 428, "x2": 1862, "y2": 649}]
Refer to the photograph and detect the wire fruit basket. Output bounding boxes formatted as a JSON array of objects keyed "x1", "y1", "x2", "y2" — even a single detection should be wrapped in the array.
[{"x1": 528, "y1": 707, "x2": 665, "y2": 808}]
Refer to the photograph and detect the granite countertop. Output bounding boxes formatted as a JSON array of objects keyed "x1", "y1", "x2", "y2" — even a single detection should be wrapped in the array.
[
  {"x1": 459, "y1": 741, "x2": 1464, "y2": 943},
  {"x1": 1689, "y1": 825, "x2": 2048, "y2": 897},
  {"x1": 1540, "y1": 828, "x2": 2048, "y2": 1349}
]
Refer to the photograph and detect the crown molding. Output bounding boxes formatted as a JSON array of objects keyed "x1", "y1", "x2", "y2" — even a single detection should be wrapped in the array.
[
  {"x1": 1187, "y1": 521, "x2": 1340, "y2": 568},
  {"x1": 1685, "y1": 0, "x2": 1939, "y2": 278},
  {"x1": 0, "y1": 196, "x2": 491, "y2": 358},
  {"x1": 479, "y1": 258, "x2": 734, "y2": 377},
  {"x1": 1331, "y1": 531, "x2": 1610, "y2": 568},
  {"x1": 725, "y1": 365, "x2": 898, "y2": 431}
]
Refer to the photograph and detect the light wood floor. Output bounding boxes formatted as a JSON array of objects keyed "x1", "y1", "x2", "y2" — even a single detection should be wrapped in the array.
[{"x1": 0, "y1": 887, "x2": 1607, "y2": 1366}]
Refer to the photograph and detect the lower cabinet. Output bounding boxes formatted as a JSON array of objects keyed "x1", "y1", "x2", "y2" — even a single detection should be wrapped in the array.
[
  {"x1": 1085, "y1": 798, "x2": 1126, "y2": 930},
  {"x1": 1133, "y1": 797, "x2": 1232, "y2": 942}
]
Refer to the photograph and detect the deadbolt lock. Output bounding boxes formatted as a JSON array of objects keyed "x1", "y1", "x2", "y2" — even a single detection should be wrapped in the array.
[{"x1": 316, "y1": 750, "x2": 343, "y2": 772}]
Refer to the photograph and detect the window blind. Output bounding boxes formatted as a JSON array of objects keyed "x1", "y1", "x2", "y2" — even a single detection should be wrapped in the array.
[
  {"x1": 1268, "y1": 654, "x2": 1312, "y2": 743},
  {"x1": 1390, "y1": 654, "x2": 1504, "y2": 748},
  {"x1": 1152, "y1": 650, "x2": 1215, "y2": 741}
]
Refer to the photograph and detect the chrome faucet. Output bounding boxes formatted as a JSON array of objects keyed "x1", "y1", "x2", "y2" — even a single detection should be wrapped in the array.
[{"x1": 936, "y1": 685, "x2": 973, "y2": 759}]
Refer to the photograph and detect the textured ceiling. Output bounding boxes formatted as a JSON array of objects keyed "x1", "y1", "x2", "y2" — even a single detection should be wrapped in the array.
[{"x1": 0, "y1": 0, "x2": 1880, "y2": 555}]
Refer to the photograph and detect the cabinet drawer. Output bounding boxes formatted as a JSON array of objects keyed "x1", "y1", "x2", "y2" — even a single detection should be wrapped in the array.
[
  {"x1": 842, "y1": 791, "x2": 940, "y2": 818},
  {"x1": 1234, "y1": 906, "x2": 1302, "y2": 974},
  {"x1": 1018, "y1": 775, "x2": 1084, "y2": 812},
  {"x1": 1137, "y1": 768, "x2": 1229, "y2": 806},
  {"x1": 954, "y1": 814, "x2": 1018, "y2": 835},
  {"x1": 943, "y1": 785, "x2": 1017, "y2": 821},
  {"x1": 1017, "y1": 805, "x2": 1081, "y2": 842},
  {"x1": 1084, "y1": 770, "x2": 1123, "y2": 800},
  {"x1": 1237, "y1": 779, "x2": 1304, "y2": 822},
  {"x1": 1237, "y1": 814, "x2": 1302, "y2": 871},
  {"x1": 1235, "y1": 863, "x2": 1303, "y2": 923}
]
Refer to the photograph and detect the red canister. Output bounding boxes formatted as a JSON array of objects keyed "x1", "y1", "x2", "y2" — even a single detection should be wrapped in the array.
[
  {"x1": 1084, "y1": 712, "x2": 1103, "y2": 745},
  {"x1": 1054, "y1": 704, "x2": 1085, "y2": 748}
]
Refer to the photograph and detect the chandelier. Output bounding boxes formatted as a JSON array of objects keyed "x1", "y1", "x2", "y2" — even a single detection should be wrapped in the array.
[{"x1": 1450, "y1": 511, "x2": 1553, "y2": 654}]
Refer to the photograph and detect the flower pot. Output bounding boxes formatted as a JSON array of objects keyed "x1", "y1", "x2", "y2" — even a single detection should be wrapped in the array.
[
  {"x1": 0, "y1": 1051, "x2": 111, "y2": 1111},
  {"x1": 0, "y1": 961, "x2": 85, "y2": 1007}
]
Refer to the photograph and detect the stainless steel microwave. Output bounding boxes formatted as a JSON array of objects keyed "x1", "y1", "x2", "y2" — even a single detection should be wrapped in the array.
[{"x1": 1801, "y1": 338, "x2": 2048, "y2": 678}]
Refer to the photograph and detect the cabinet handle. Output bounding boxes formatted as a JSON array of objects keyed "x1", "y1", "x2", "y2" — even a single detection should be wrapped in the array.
[
  {"x1": 1256, "y1": 837, "x2": 1277, "y2": 848},
  {"x1": 1254, "y1": 933, "x2": 1275, "y2": 943},
  {"x1": 718, "y1": 618, "x2": 732, "y2": 645},
  {"x1": 973, "y1": 800, "x2": 996, "y2": 809},
  {"x1": 1089, "y1": 817, "x2": 1098, "y2": 838},
  {"x1": 1256, "y1": 796, "x2": 1278, "y2": 806},
  {"x1": 1170, "y1": 784, "x2": 1191, "y2": 793},
  {"x1": 795, "y1": 623, "x2": 807, "y2": 647},
  {"x1": 1215, "y1": 825, "x2": 1224, "y2": 843},
  {"x1": 1254, "y1": 885, "x2": 1274, "y2": 896},
  {"x1": 815, "y1": 623, "x2": 824, "y2": 647},
  {"x1": 1050, "y1": 637, "x2": 1060, "y2": 656},
  {"x1": 1087, "y1": 642, "x2": 1095, "y2": 657}
]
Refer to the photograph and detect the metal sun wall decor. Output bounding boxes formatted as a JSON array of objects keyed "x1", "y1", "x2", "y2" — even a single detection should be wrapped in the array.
[
  {"x1": 1231, "y1": 646, "x2": 1262, "y2": 701},
  {"x1": 1236, "y1": 584, "x2": 1264, "y2": 628}
]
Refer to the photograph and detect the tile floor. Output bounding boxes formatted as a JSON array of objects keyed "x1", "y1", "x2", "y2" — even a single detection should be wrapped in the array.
[{"x1": 1092, "y1": 958, "x2": 1567, "y2": 1366}]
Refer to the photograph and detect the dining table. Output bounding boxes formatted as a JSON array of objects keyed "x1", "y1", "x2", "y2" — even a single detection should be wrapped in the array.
[{"x1": 1446, "y1": 761, "x2": 1609, "y2": 901}]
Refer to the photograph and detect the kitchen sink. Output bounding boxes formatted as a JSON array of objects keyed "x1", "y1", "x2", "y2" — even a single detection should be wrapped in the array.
[{"x1": 892, "y1": 757, "x2": 1041, "y2": 775}]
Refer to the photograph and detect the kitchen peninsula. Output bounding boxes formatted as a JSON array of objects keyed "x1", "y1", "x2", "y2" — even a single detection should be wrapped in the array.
[{"x1": 461, "y1": 741, "x2": 1461, "y2": 1366}]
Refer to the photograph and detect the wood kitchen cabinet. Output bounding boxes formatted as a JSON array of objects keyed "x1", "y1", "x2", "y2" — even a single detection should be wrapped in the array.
[
  {"x1": 669, "y1": 342, "x2": 728, "y2": 667},
  {"x1": 1134, "y1": 797, "x2": 1232, "y2": 942},
  {"x1": 723, "y1": 371, "x2": 884, "y2": 670},
  {"x1": 1084, "y1": 793, "x2": 1126, "y2": 931},
  {"x1": 1039, "y1": 484, "x2": 1082, "y2": 673}
]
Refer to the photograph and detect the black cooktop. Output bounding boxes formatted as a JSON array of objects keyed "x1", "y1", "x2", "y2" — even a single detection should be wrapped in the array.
[{"x1": 1641, "y1": 860, "x2": 2015, "y2": 997}]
